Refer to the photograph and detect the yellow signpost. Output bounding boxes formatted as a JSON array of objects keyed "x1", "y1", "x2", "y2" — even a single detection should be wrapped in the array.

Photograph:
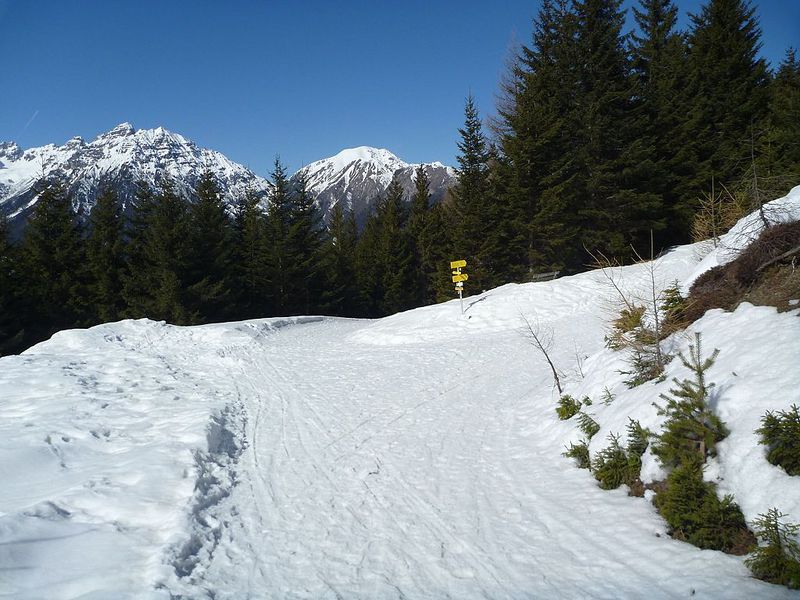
[{"x1": 449, "y1": 259, "x2": 467, "y2": 314}]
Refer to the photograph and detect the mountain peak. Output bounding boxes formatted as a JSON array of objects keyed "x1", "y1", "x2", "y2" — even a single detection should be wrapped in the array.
[
  {"x1": 99, "y1": 122, "x2": 136, "y2": 139},
  {"x1": 0, "y1": 141, "x2": 22, "y2": 162},
  {"x1": 294, "y1": 146, "x2": 456, "y2": 225}
]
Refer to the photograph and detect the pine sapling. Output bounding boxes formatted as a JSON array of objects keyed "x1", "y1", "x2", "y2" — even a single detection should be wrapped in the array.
[
  {"x1": 577, "y1": 412, "x2": 601, "y2": 439},
  {"x1": 556, "y1": 394, "x2": 584, "y2": 420},
  {"x1": 652, "y1": 332, "x2": 727, "y2": 468},
  {"x1": 626, "y1": 418, "x2": 650, "y2": 458},
  {"x1": 563, "y1": 440, "x2": 591, "y2": 469},
  {"x1": 756, "y1": 404, "x2": 800, "y2": 476},
  {"x1": 592, "y1": 433, "x2": 641, "y2": 491},
  {"x1": 746, "y1": 507, "x2": 800, "y2": 588}
]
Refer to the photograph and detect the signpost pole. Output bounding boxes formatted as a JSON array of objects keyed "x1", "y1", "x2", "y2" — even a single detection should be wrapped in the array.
[{"x1": 449, "y1": 259, "x2": 468, "y2": 317}]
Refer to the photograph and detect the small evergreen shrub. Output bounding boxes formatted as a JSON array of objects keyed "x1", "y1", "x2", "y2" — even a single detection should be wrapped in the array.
[
  {"x1": 556, "y1": 394, "x2": 585, "y2": 420},
  {"x1": 577, "y1": 412, "x2": 600, "y2": 439},
  {"x1": 652, "y1": 333, "x2": 728, "y2": 468},
  {"x1": 563, "y1": 440, "x2": 591, "y2": 469},
  {"x1": 756, "y1": 405, "x2": 800, "y2": 476},
  {"x1": 654, "y1": 459, "x2": 754, "y2": 554},
  {"x1": 622, "y1": 347, "x2": 664, "y2": 388},
  {"x1": 660, "y1": 281, "x2": 689, "y2": 337},
  {"x1": 746, "y1": 507, "x2": 800, "y2": 589},
  {"x1": 592, "y1": 433, "x2": 642, "y2": 491},
  {"x1": 626, "y1": 418, "x2": 649, "y2": 458},
  {"x1": 601, "y1": 387, "x2": 615, "y2": 405}
]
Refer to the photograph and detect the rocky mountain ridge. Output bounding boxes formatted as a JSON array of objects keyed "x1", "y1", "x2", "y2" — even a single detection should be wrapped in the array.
[{"x1": 0, "y1": 124, "x2": 456, "y2": 234}]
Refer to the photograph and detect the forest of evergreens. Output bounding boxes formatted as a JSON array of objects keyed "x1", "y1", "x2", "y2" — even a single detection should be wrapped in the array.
[{"x1": 1, "y1": 0, "x2": 798, "y2": 356}]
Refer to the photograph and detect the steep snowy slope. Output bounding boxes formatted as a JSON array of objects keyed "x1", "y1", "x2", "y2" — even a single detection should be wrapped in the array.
[
  {"x1": 0, "y1": 124, "x2": 271, "y2": 234},
  {"x1": 293, "y1": 146, "x2": 456, "y2": 225},
  {"x1": 1, "y1": 188, "x2": 799, "y2": 599}
]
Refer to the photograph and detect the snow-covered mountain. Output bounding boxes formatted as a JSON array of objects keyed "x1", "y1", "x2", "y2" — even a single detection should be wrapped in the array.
[
  {"x1": 0, "y1": 123, "x2": 271, "y2": 235},
  {"x1": 293, "y1": 146, "x2": 457, "y2": 225},
  {"x1": 0, "y1": 126, "x2": 457, "y2": 235}
]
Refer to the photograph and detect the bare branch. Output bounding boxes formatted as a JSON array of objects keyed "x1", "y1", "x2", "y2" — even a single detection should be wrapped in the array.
[{"x1": 519, "y1": 312, "x2": 563, "y2": 395}]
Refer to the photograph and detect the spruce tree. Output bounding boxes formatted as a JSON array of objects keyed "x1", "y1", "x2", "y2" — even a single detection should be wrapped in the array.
[
  {"x1": 499, "y1": 0, "x2": 582, "y2": 274},
  {"x1": 231, "y1": 187, "x2": 269, "y2": 319},
  {"x1": 322, "y1": 203, "x2": 359, "y2": 316},
  {"x1": 408, "y1": 165, "x2": 435, "y2": 304},
  {"x1": 186, "y1": 170, "x2": 233, "y2": 322},
  {"x1": 86, "y1": 187, "x2": 126, "y2": 323},
  {"x1": 769, "y1": 49, "x2": 800, "y2": 176},
  {"x1": 685, "y1": 0, "x2": 770, "y2": 193},
  {"x1": 20, "y1": 179, "x2": 88, "y2": 336},
  {"x1": 571, "y1": 0, "x2": 664, "y2": 260},
  {"x1": 354, "y1": 208, "x2": 383, "y2": 317},
  {"x1": 265, "y1": 158, "x2": 293, "y2": 315},
  {"x1": 450, "y1": 95, "x2": 494, "y2": 289},
  {"x1": 122, "y1": 180, "x2": 159, "y2": 317},
  {"x1": 286, "y1": 172, "x2": 327, "y2": 315},
  {"x1": 124, "y1": 180, "x2": 192, "y2": 323},
  {"x1": 378, "y1": 180, "x2": 416, "y2": 315},
  {"x1": 630, "y1": 0, "x2": 692, "y2": 245},
  {"x1": 0, "y1": 214, "x2": 26, "y2": 355}
]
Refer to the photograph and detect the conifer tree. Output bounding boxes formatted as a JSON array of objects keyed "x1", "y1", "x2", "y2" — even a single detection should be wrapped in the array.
[
  {"x1": 20, "y1": 179, "x2": 88, "y2": 335},
  {"x1": 378, "y1": 180, "x2": 416, "y2": 314},
  {"x1": 231, "y1": 187, "x2": 269, "y2": 319},
  {"x1": 450, "y1": 95, "x2": 494, "y2": 288},
  {"x1": 286, "y1": 172, "x2": 327, "y2": 315},
  {"x1": 408, "y1": 165, "x2": 435, "y2": 304},
  {"x1": 652, "y1": 333, "x2": 728, "y2": 468},
  {"x1": 426, "y1": 203, "x2": 455, "y2": 303},
  {"x1": 186, "y1": 171, "x2": 234, "y2": 321},
  {"x1": 265, "y1": 158, "x2": 293, "y2": 315},
  {"x1": 322, "y1": 203, "x2": 359, "y2": 316},
  {"x1": 571, "y1": 0, "x2": 664, "y2": 260},
  {"x1": 630, "y1": 0, "x2": 693, "y2": 245},
  {"x1": 0, "y1": 214, "x2": 26, "y2": 355},
  {"x1": 86, "y1": 186, "x2": 126, "y2": 323},
  {"x1": 499, "y1": 0, "x2": 582, "y2": 274},
  {"x1": 769, "y1": 49, "x2": 800, "y2": 176},
  {"x1": 354, "y1": 208, "x2": 383, "y2": 317},
  {"x1": 122, "y1": 180, "x2": 159, "y2": 317},
  {"x1": 124, "y1": 180, "x2": 192, "y2": 323},
  {"x1": 685, "y1": 0, "x2": 770, "y2": 192}
]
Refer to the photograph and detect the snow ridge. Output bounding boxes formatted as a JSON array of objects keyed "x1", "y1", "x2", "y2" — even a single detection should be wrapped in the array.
[{"x1": 0, "y1": 123, "x2": 271, "y2": 232}]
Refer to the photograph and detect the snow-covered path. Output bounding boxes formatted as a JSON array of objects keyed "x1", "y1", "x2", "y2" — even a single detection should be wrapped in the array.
[
  {"x1": 159, "y1": 309, "x2": 783, "y2": 600},
  {"x1": 4, "y1": 188, "x2": 800, "y2": 598}
]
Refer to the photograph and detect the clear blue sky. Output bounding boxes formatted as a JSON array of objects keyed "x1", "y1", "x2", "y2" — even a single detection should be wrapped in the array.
[{"x1": 0, "y1": 0, "x2": 796, "y2": 175}]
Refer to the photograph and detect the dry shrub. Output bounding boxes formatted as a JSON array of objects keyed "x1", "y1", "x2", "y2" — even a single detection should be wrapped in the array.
[{"x1": 686, "y1": 220, "x2": 800, "y2": 323}]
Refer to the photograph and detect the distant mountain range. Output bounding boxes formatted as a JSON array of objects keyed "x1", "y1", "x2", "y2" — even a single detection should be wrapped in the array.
[{"x1": 0, "y1": 124, "x2": 456, "y2": 235}]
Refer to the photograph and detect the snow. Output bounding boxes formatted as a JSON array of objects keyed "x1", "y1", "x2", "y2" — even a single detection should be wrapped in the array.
[
  {"x1": 2, "y1": 188, "x2": 800, "y2": 598},
  {"x1": 0, "y1": 124, "x2": 271, "y2": 220}
]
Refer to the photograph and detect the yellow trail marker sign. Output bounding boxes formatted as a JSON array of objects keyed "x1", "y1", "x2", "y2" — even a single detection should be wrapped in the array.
[
  {"x1": 450, "y1": 259, "x2": 467, "y2": 269},
  {"x1": 452, "y1": 273, "x2": 469, "y2": 283}
]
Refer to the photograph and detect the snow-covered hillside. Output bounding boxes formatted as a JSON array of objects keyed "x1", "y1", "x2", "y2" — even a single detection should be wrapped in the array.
[
  {"x1": 1, "y1": 188, "x2": 799, "y2": 599},
  {"x1": 294, "y1": 146, "x2": 456, "y2": 225},
  {"x1": 0, "y1": 124, "x2": 271, "y2": 233}
]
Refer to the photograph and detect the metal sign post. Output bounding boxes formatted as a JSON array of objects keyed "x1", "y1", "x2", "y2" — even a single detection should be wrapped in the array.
[{"x1": 450, "y1": 259, "x2": 468, "y2": 315}]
